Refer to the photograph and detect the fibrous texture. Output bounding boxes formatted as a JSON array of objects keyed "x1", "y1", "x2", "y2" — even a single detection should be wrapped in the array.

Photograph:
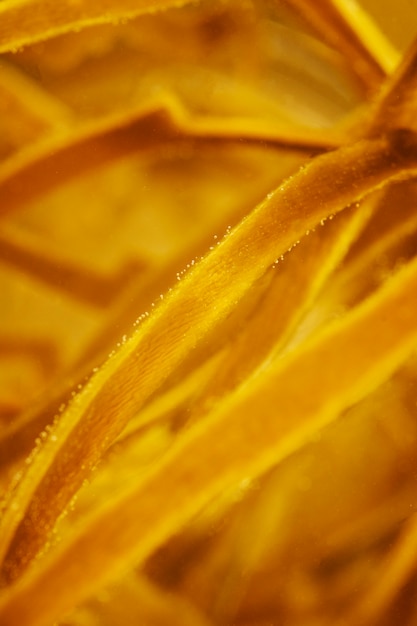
[{"x1": 1, "y1": 2, "x2": 417, "y2": 626}]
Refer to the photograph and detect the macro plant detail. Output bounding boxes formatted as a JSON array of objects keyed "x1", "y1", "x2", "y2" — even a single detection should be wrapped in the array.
[{"x1": 0, "y1": 1, "x2": 417, "y2": 625}]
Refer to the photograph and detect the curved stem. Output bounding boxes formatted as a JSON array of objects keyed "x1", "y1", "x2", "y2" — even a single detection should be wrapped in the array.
[
  {"x1": 0, "y1": 0, "x2": 197, "y2": 53},
  {"x1": 0, "y1": 129, "x2": 416, "y2": 586}
]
